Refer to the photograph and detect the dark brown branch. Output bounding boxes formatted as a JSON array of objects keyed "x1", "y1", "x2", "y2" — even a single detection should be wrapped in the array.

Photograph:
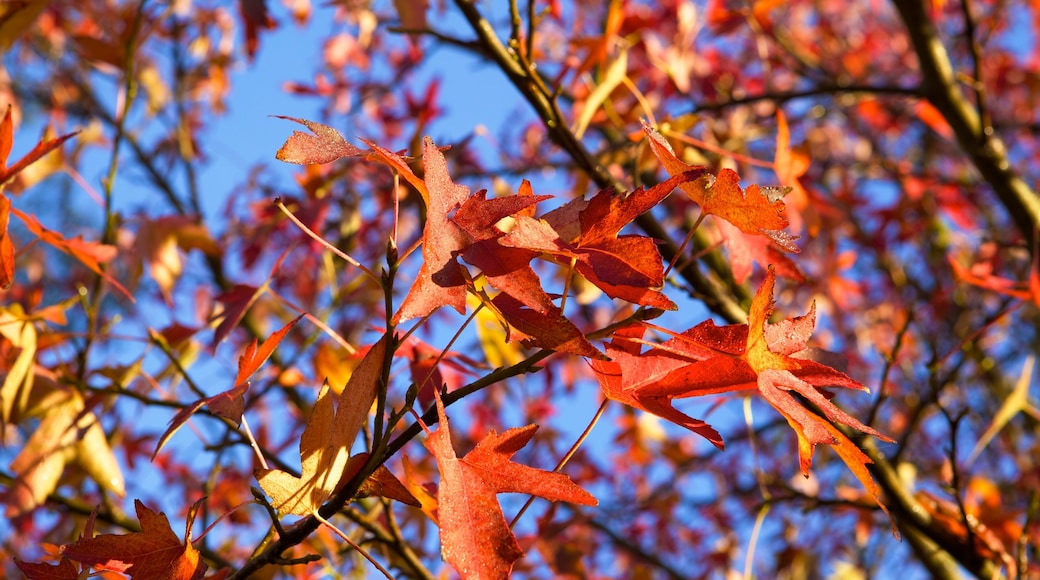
[
  {"x1": 452, "y1": 0, "x2": 748, "y2": 324},
  {"x1": 892, "y1": 0, "x2": 1040, "y2": 258}
]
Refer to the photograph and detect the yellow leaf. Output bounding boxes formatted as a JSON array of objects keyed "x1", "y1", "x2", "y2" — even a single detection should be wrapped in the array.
[
  {"x1": 256, "y1": 380, "x2": 351, "y2": 516},
  {"x1": 75, "y1": 415, "x2": 127, "y2": 497},
  {"x1": 572, "y1": 46, "x2": 628, "y2": 140},
  {"x1": 257, "y1": 338, "x2": 386, "y2": 516},
  {"x1": 0, "y1": 0, "x2": 51, "y2": 53},
  {"x1": 7, "y1": 390, "x2": 124, "y2": 516},
  {"x1": 0, "y1": 304, "x2": 37, "y2": 427},
  {"x1": 967, "y1": 356, "x2": 1035, "y2": 466}
]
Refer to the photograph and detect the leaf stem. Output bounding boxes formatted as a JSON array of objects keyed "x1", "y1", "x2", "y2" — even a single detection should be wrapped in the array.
[
  {"x1": 510, "y1": 398, "x2": 609, "y2": 528},
  {"x1": 312, "y1": 510, "x2": 394, "y2": 580},
  {"x1": 274, "y1": 199, "x2": 382, "y2": 285}
]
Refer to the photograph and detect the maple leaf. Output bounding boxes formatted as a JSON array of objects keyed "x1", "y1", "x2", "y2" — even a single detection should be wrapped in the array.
[
  {"x1": 600, "y1": 268, "x2": 893, "y2": 516},
  {"x1": 211, "y1": 284, "x2": 262, "y2": 347},
  {"x1": 153, "y1": 315, "x2": 302, "y2": 457},
  {"x1": 6, "y1": 387, "x2": 124, "y2": 518},
  {"x1": 0, "y1": 104, "x2": 78, "y2": 188},
  {"x1": 773, "y1": 110, "x2": 812, "y2": 234},
  {"x1": 490, "y1": 292, "x2": 605, "y2": 359},
  {"x1": 256, "y1": 337, "x2": 386, "y2": 516},
  {"x1": 10, "y1": 207, "x2": 133, "y2": 301},
  {"x1": 453, "y1": 187, "x2": 556, "y2": 313},
  {"x1": 239, "y1": 0, "x2": 277, "y2": 63},
  {"x1": 394, "y1": 137, "x2": 471, "y2": 323},
  {"x1": 424, "y1": 390, "x2": 597, "y2": 579},
  {"x1": 590, "y1": 325, "x2": 725, "y2": 448},
  {"x1": 274, "y1": 115, "x2": 364, "y2": 165},
  {"x1": 62, "y1": 499, "x2": 208, "y2": 580},
  {"x1": 716, "y1": 218, "x2": 805, "y2": 284},
  {"x1": 15, "y1": 557, "x2": 81, "y2": 580},
  {"x1": 343, "y1": 452, "x2": 421, "y2": 506},
  {"x1": 642, "y1": 121, "x2": 797, "y2": 252},
  {"x1": 133, "y1": 215, "x2": 221, "y2": 304},
  {"x1": 501, "y1": 171, "x2": 705, "y2": 310}
]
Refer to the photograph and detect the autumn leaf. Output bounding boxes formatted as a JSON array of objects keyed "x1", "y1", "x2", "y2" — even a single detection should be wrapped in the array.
[
  {"x1": 11, "y1": 207, "x2": 132, "y2": 301},
  {"x1": 590, "y1": 323, "x2": 725, "y2": 448},
  {"x1": 256, "y1": 337, "x2": 386, "y2": 516},
  {"x1": 0, "y1": 104, "x2": 11, "y2": 170},
  {"x1": 239, "y1": 0, "x2": 277, "y2": 62},
  {"x1": 133, "y1": 216, "x2": 221, "y2": 304},
  {"x1": 0, "y1": 1, "x2": 51, "y2": 52},
  {"x1": 501, "y1": 171, "x2": 706, "y2": 310},
  {"x1": 15, "y1": 557, "x2": 81, "y2": 580},
  {"x1": 0, "y1": 303, "x2": 36, "y2": 427},
  {"x1": 344, "y1": 452, "x2": 421, "y2": 507},
  {"x1": 0, "y1": 120, "x2": 78, "y2": 188},
  {"x1": 0, "y1": 193, "x2": 15, "y2": 289},
  {"x1": 642, "y1": 121, "x2": 797, "y2": 252},
  {"x1": 153, "y1": 315, "x2": 303, "y2": 458},
  {"x1": 394, "y1": 137, "x2": 472, "y2": 323},
  {"x1": 490, "y1": 292, "x2": 604, "y2": 359},
  {"x1": 773, "y1": 110, "x2": 811, "y2": 234},
  {"x1": 274, "y1": 115, "x2": 363, "y2": 165},
  {"x1": 211, "y1": 284, "x2": 262, "y2": 347},
  {"x1": 392, "y1": 0, "x2": 429, "y2": 32},
  {"x1": 600, "y1": 268, "x2": 893, "y2": 515},
  {"x1": 716, "y1": 213, "x2": 805, "y2": 284},
  {"x1": 62, "y1": 499, "x2": 207, "y2": 580},
  {"x1": 6, "y1": 389, "x2": 125, "y2": 518},
  {"x1": 424, "y1": 389, "x2": 597, "y2": 580}
]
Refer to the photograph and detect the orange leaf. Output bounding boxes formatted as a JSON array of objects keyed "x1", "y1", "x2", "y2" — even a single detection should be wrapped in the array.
[
  {"x1": 273, "y1": 115, "x2": 364, "y2": 165},
  {"x1": 425, "y1": 389, "x2": 597, "y2": 579},
  {"x1": 0, "y1": 104, "x2": 12, "y2": 171},
  {"x1": 256, "y1": 338, "x2": 387, "y2": 516},
  {"x1": 153, "y1": 315, "x2": 303, "y2": 457},
  {"x1": 393, "y1": 137, "x2": 471, "y2": 323},
  {"x1": 11, "y1": 207, "x2": 132, "y2": 302},
  {"x1": 62, "y1": 499, "x2": 207, "y2": 580},
  {"x1": 0, "y1": 127, "x2": 77, "y2": 188},
  {"x1": 0, "y1": 193, "x2": 14, "y2": 288},
  {"x1": 643, "y1": 121, "x2": 796, "y2": 251}
]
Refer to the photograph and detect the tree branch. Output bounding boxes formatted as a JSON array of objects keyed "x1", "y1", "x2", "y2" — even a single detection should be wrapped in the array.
[{"x1": 892, "y1": 0, "x2": 1040, "y2": 257}]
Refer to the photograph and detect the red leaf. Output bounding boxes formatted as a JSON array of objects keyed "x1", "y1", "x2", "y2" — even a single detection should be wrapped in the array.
[
  {"x1": 643, "y1": 121, "x2": 796, "y2": 251},
  {"x1": 452, "y1": 189, "x2": 551, "y2": 241},
  {"x1": 599, "y1": 267, "x2": 893, "y2": 516},
  {"x1": 357, "y1": 137, "x2": 428, "y2": 203},
  {"x1": 716, "y1": 219, "x2": 805, "y2": 284},
  {"x1": 11, "y1": 207, "x2": 132, "y2": 301},
  {"x1": 0, "y1": 193, "x2": 14, "y2": 288},
  {"x1": 274, "y1": 116, "x2": 364, "y2": 165},
  {"x1": 153, "y1": 315, "x2": 303, "y2": 457},
  {"x1": 501, "y1": 172, "x2": 704, "y2": 309},
  {"x1": 394, "y1": 137, "x2": 472, "y2": 323},
  {"x1": 239, "y1": 0, "x2": 276, "y2": 62},
  {"x1": 0, "y1": 104, "x2": 12, "y2": 171},
  {"x1": 15, "y1": 558, "x2": 80, "y2": 580},
  {"x1": 424, "y1": 390, "x2": 596, "y2": 579},
  {"x1": 62, "y1": 499, "x2": 207, "y2": 580},
  {"x1": 211, "y1": 284, "x2": 261, "y2": 347},
  {"x1": 591, "y1": 345, "x2": 725, "y2": 448},
  {"x1": 230, "y1": 314, "x2": 305, "y2": 398},
  {"x1": 491, "y1": 292, "x2": 605, "y2": 359},
  {"x1": 0, "y1": 126, "x2": 78, "y2": 187}
]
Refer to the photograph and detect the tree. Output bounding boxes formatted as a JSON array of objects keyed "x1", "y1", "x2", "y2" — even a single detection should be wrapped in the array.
[{"x1": 2, "y1": 0, "x2": 1038, "y2": 578}]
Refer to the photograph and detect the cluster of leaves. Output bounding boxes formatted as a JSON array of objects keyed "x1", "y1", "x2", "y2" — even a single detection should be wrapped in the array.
[{"x1": 2, "y1": 0, "x2": 1040, "y2": 579}]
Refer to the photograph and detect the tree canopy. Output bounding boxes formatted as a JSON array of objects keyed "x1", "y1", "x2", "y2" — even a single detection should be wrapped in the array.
[{"x1": 2, "y1": 1, "x2": 1039, "y2": 578}]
